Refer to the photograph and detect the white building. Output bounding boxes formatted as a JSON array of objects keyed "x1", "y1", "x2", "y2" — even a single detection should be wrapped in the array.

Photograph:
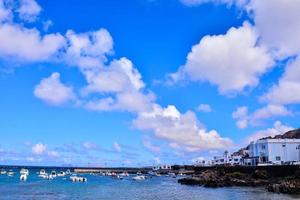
[
  {"x1": 152, "y1": 164, "x2": 171, "y2": 171},
  {"x1": 247, "y1": 138, "x2": 300, "y2": 165},
  {"x1": 194, "y1": 151, "x2": 242, "y2": 166},
  {"x1": 211, "y1": 155, "x2": 242, "y2": 166}
]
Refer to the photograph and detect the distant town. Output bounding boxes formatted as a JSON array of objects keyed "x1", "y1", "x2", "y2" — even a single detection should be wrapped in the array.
[{"x1": 194, "y1": 129, "x2": 300, "y2": 167}]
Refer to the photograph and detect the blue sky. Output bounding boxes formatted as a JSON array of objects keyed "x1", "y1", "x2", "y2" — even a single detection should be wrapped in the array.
[{"x1": 0, "y1": 0, "x2": 299, "y2": 167}]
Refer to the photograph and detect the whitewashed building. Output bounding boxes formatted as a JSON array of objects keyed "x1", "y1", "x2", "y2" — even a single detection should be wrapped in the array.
[
  {"x1": 152, "y1": 164, "x2": 172, "y2": 171},
  {"x1": 247, "y1": 138, "x2": 300, "y2": 165}
]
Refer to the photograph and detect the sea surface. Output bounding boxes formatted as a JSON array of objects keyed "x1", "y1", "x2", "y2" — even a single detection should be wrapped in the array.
[{"x1": 0, "y1": 167, "x2": 299, "y2": 200}]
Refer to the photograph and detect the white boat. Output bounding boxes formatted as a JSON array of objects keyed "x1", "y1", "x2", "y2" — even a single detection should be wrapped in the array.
[
  {"x1": 132, "y1": 175, "x2": 146, "y2": 181},
  {"x1": 57, "y1": 171, "x2": 66, "y2": 177},
  {"x1": 168, "y1": 172, "x2": 176, "y2": 178},
  {"x1": 39, "y1": 169, "x2": 46, "y2": 175},
  {"x1": 155, "y1": 173, "x2": 162, "y2": 177},
  {"x1": 0, "y1": 169, "x2": 6, "y2": 175},
  {"x1": 20, "y1": 174, "x2": 27, "y2": 181},
  {"x1": 70, "y1": 175, "x2": 87, "y2": 182},
  {"x1": 7, "y1": 170, "x2": 15, "y2": 176},
  {"x1": 136, "y1": 171, "x2": 142, "y2": 175},
  {"x1": 20, "y1": 168, "x2": 29, "y2": 176},
  {"x1": 47, "y1": 174, "x2": 54, "y2": 180},
  {"x1": 50, "y1": 170, "x2": 57, "y2": 178},
  {"x1": 120, "y1": 171, "x2": 129, "y2": 177},
  {"x1": 38, "y1": 169, "x2": 48, "y2": 178},
  {"x1": 66, "y1": 169, "x2": 71, "y2": 175}
]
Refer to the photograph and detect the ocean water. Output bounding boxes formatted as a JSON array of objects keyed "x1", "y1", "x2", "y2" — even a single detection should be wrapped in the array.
[{"x1": 0, "y1": 168, "x2": 299, "y2": 200}]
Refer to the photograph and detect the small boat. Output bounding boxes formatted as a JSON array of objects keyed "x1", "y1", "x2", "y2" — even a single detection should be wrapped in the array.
[
  {"x1": 47, "y1": 174, "x2": 54, "y2": 180},
  {"x1": 120, "y1": 171, "x2": 129, "y2": 177},
  {"x1": 168, "y1": 172, "x2": 176, "y2": 178},
  {"x1": 50, "y1": 170, "x2": 57, "y2": 178},
  {"x1": 7, "y1": 170, "x2": 15, "y2": 177},
  {"x1": 39, "y1": 169, "x2": 46, "y2": 175},
  {"x1": 66, "y1": 169, "x2": 71, "y2": 175},
  {"x1": 20, "y1": 168, "x2": 29, "y2": 176},
  {"x1": 20, "y1": 174, "x2": 27, "y2": 181},
  {"x1": 136, "y1": 172, "x2": 142, "y2": 175},
  {"x1": 0, "y1": 169, "x2": 6, "y2": 175},
  {"x1": 38, "y1": 169, "x2": 48, "y2": 178},
  {"x1": 132, "y1": 175, "x2": 146, "y2": 181},
  {"x1": 57, "y1": 171, "x2": 66, "y2": 177},
  {"x1": 70, "y1": 175, "x2": 87, "y2": 182},
  {"x1": 155, "y1": 173, "x2": 162, "y2": 177}
]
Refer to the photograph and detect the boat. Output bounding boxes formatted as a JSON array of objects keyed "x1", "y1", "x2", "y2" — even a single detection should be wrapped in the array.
[
  {"x1": 47, "y1": 174, "x2": 54, "y2": 180},
  {"x1": 39, "y1": 169, "x2": 46, "y2": 175},
  {"x1": 38, "y1": 169, "x2": 48, "y2": 178},
  {"x1": 168, "y1": 172, "x2": 176, "y2": 178},
  {"x1": 57, "y1": 171, "x2": 66, "y2": 177},
  {"x1": 70, "y1": 175, "x2": 87, "y2": 182},
  {"x1": 20, "y1": 168, "x2": 29, "y2": 176},
  {"x1": 155, "y1": 173, "x2": 162, "y2": 177},
  {"x1": 7, "y1": 170, "x2": 15, "y2": 177},
  {"x1": 20, "y1": 174, "x2": 27, "y2": 181},
  {"x1": 66, "y1": 169, "x2": 71, "y2": 175},
  {"x1": 136, "y1": 171, "x2": 142, "y2": 175},
  {"x1": 50, "y1": 170, "x2": 57, "y2": 178},
  {"x1": 120, "y1": 171, "x2": 129, "y2": 177},
  {"x1": 132, "y1": 175, "x2": 146, "y2": 181},
  {"x1": 0, "y1": 169, "x2": 6, "y2": 175}
]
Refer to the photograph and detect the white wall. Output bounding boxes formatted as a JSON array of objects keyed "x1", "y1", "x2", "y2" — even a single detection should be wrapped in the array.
[{"x1": 249, "y1": 139, "x2": 300, "y2": 163}]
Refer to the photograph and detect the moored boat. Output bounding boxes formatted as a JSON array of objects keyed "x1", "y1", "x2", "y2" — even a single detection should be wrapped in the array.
[
  {"x1": 7, "y1": 170, "x2": 15, "y2": 176},
  {"x1": 57, "y1": 171, "x2": 66, "y2": 177},
  {"x1": 0, "y1": 169, "x2": 6, "y2": 175},
  {"x1": 50, "y1": 170, "x2": 57, "y2": 178},
  {"x1": 132, "y1": 175, "x2": 146, "y2": 181},
  {"x1": 20, "y1": 168, "x2": 29, "y2": 176},
  {"x1": 20, "y1": 174, "x2": 27, "y2": 181}
]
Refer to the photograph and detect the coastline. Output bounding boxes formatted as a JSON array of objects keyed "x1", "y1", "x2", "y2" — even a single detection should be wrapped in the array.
[{"x1": 178, "y1": 165, "x2": 300, "y2": 195}]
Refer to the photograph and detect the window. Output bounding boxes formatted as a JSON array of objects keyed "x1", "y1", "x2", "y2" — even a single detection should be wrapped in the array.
[
  {"x1": 276, "y1": 156, "x2": 281, "y2": 161},
  {"x1": 262, "y1": 145, "x2": 266, "y2": 150},
  {"x1": 282, "y1": 144, "x2": 286, "y2": 147}
]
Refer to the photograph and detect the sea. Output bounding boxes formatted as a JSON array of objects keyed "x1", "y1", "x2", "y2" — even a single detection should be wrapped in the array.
[{"x1": 0, "y1": 167, "x2": 299, "y2": 200}]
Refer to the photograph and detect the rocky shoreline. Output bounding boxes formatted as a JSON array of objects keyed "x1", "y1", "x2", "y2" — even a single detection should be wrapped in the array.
[{"x1": 178, "y1": 167, "x2": 300, "y2": 195}]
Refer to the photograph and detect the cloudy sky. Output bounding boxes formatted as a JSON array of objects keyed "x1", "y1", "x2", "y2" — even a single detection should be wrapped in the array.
[{"x1": 0, "y1": 0, "x2": 299, "y2": 167}]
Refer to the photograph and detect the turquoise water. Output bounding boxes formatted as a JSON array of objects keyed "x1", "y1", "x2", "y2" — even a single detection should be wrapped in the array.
[{"x1": 0, "y1": 169, "x2": 299, "y2": 200}]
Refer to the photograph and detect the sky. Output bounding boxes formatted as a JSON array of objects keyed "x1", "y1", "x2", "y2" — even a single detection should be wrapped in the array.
[{"x1": 0, "y1": 0, "x2": 300, "y2": 167}]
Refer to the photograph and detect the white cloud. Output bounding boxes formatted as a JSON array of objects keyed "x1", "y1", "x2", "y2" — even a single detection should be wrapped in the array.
[
  {"x1": 170, "y1": 22, "x2": 273, "y2": 94},
  {"x1": 82, "y1": 142, "x2": 98, "y2": 150},
  {"x1": 0, "y1": 23, "x2": 65, "y2": 62},
  {"x1": 261, "y1": 57, "x2": 300, "y2": 105},
  {"x1": 180, "y1": 0, "x2": 248, "y2": 7},
  {"x1": 197, "y1": 104, "x2": 212, "y2": 112},
  {"x1": 18, "y1": 0, "x2": 41, "y2": 22},
  {"x1": 0, "y1": 0, "x2": 12, "y2": 22},
  {"x1": 82, "y1": 58, "x2": 145, "y2": 94},
  {"x1": 232, "y1": 106, "x2": 248, "y2": 129},
  {"x1": 134, "y1": 104, "x2": 232, "y2": 151},
  {"x1": 47, "y1": 150, "x2": 59, "y2": 158},
  {"x1": 113, "y1": 142, "x2": 122, "y2": 152},
  {"x1": 245, "y1": 121, "x2": 293, "y2": 143},
  {"x1": 81, "y1": 57, "x2": 155, "y2": 113},
  {"x1": 32, "y1": 143, "x2": 46, "y2": 155},
  {"x1": 42, "y1": 20, "x2": 53, "y2": 32},
  {"x1": 142, "y1": 137, "x2": 161, "y2": 153},
  {"x1": 232, "y1": 104, "x2": 292, "y2": 129},
  {"x1": 249, "y1": 0, "x2": 300, "y2": 58},
  {"x1": 34, "y1": 72, "x2": 75, "y2": 105},
  {"x1": 65, "y1": 28, "x2": 113, "y2": 70}
]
